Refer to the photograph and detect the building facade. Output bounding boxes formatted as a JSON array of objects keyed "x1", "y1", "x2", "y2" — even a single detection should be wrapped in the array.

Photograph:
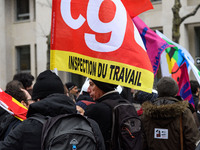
[{"x1": 0, "y1": 0, "x2": 200, "y2": 90}]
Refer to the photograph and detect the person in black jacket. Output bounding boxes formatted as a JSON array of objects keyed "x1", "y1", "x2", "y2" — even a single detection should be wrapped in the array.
[
  {"x1": 0, "y1": 70, "x2": 105, "y2": 150},
  {"x1": 0, "y1": 94, "x2": 77, "y2": 150},
  {"x1": 0, "y1": 80, "x2": 31, "y2": 140},
  {"x1": 190, "y1": 80, "x2": 200, "y2": 112},
  {"x1": 84, "y1": 79, "x2": 121, "y2": 149},
  {"x1": 0, "y1": 70, "x2": 65, "y2": 149}
]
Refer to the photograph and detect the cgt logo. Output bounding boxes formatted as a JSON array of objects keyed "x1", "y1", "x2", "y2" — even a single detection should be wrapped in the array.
[{"x1": 60, "y1": 0, "x2": 127, "y2": 52}]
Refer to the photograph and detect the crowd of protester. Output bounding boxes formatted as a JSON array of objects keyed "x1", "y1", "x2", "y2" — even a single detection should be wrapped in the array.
[{"x1": 0, "y1": 70, "x2": 200, "y2": 150}]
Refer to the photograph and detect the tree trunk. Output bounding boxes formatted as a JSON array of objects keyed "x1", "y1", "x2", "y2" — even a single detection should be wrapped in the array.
[
  {"x1": 172, "y1": 0, "x2": 181, "y2": 43},
  {"x1": 172, "y1": 0, "x2": 200, "y2": 43}
]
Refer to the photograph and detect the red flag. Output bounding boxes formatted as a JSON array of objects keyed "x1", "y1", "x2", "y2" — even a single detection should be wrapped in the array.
[
  {"x1": 177, "y1": 63, "x2": 194, "y2": 107},
  {"x1": 121, "y1": 0, "x2": 153, "y2": 18},
  {"x1": 50, "y1": 0, "x2": 154, "y2": 92},
  {"x1": 0, "y1": 89, "x2": 27, "y2": 121}
]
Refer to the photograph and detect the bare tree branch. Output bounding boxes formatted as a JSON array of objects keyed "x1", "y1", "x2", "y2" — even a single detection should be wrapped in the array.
[
  {"x1": 172, "y1": 1, "x2": 200, "y2": 43},
  {"x1": 37, "y1": 0, "x2": 52, "y2": 8},
  {"x1": 180, "y1": 4, "x2": 200, "y2": 23}
]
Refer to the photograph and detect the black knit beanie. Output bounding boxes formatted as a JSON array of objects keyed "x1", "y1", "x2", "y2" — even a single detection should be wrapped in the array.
[
  {"x1": 65, "y1": 82, "x2": 76, "y2": 91},
  {"x1": 157, "y1": 77, "x2": 179, "y2": 97},
  {"x1": 32, "y1": 70, "x2": 64, "y2": 100},
  {"x1": 91, "y1": 79, "x2": 118, "y2": 93}
]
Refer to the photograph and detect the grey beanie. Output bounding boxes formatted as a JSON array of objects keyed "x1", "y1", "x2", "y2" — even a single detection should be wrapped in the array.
[{"x1": 157, "y1": 77, "x2": 179, "y2": 97}]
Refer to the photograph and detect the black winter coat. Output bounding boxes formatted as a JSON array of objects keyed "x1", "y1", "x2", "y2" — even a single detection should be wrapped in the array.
[
  {"x1": 193, "y1": 94, "x2": 199, "y2": 112},
  {"x1": 0, "y1": 94, "x2": 77, "y2": 150},
  {"x1": 85, "y1": 91, "x2": 123, "y2": 149},
  {"x1": 0, "y1": 109, "x2": 21, "y2": 141}
]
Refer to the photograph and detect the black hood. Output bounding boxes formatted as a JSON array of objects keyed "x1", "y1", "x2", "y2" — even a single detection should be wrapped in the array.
[{"x1": 27, "y1": 93, "x2": 76, "y2": 118}]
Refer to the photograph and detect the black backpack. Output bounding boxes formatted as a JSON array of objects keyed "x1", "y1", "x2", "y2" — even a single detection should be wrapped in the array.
[
  {"x1": 30, "y1": 113, "x2": 105, "y2": 150},
  {"x1": 103, "y1": 99, "x2": 142, "y2": 150}
]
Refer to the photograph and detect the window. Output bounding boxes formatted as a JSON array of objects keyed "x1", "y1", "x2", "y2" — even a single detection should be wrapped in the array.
[
  {"x1": 16, "y1": 45, "x2": 31, "y2": 73},
  {"x1": 195, "y1": 27, "x2": 200, "y2": 57},
  {"x1": 16, "y1": 0, "x2": 30, "y2": 21},
  {"x1": 195, "y1": 27, "x2": 200, "y2": 69}
]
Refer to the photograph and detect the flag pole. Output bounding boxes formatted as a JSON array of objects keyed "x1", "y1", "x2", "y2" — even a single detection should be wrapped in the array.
[{"x1": 52, "y1": 68, "x2": 58, "y2": 76}]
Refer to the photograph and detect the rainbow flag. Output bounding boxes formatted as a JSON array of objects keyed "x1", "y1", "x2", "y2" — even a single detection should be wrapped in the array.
[
  {"x1": 0, "y1": 88, "x2": 27, "y2": 121},
  {"x1": 156, "y1": 31, "x2": 195, "y2": 106},
  {"x1": 50, "y1": 0, "x2": 154, "y2": 93},
  {"x1": 132, "y1": 17, "x2": 171, "y2": 75},
  {"x1": 156, "y1": 30, "x2": 194, "y2": 83}
]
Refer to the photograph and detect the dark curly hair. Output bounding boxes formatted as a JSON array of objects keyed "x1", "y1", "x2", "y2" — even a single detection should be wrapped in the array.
[{"x1": 13, "y1": 73, "x2": 34, "y2": 89}]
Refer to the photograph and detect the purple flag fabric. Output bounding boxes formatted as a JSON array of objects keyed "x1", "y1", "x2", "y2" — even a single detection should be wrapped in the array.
[
  {"x1": 132, "y1": 16, "x2": 170, "y2": 75},
  {"x1": 177, "y1": 63, "x2": 194, "y2": 107}
]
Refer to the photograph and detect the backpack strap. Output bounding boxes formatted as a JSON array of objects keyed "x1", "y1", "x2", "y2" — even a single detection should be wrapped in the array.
[
  {"x1": 102, "y1": 99, "x2": 131, "y2": 149},
  {"x1": 87, "y1": 118, "x2": 106, "y2": 150},
  {"x1": 180, "y1": 114, "x2": 183, "y2": 150},
  {"x1": 102, "y1": 99, "x2": 130, "y2": 108}
]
